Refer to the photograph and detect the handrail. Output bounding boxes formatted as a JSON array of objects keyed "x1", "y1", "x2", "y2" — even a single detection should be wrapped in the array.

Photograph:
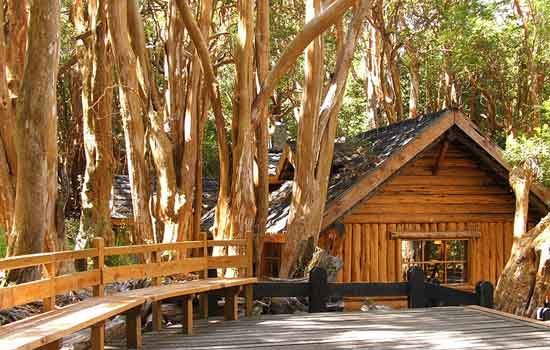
[
  {"x1": 0, "y1": 248, "x2": 98, "y2": 271},
  {"x1": 104, "y1": 240, "x2": 204, "y2": 256},
  {"x1": 0, "y1": 234, "x2": 254, "y2": 311},
  {"x1": 207, "y1": 239, "x2": 247, "y2": 247}
]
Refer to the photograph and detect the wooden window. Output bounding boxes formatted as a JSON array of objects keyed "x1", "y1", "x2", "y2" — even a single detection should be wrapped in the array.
[
  {"x1": 262, "y1": 242, "x2": 282, "y2": 277},
  {"x1": 401, "y1": 239, "x2": 468, "y2": 284}
]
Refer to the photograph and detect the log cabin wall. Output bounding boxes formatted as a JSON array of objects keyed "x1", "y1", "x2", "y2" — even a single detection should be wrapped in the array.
[{"x1": 325, "y1": 139, "x2": 543, "y2": 288}]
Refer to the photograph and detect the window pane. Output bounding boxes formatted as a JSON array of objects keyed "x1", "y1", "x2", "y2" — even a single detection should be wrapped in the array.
[
  {"x1": 424, "y1": 240, "x2": 443, "y2": 261},
  {"x1": 402, "y1": 241, "x2": 423, "y2": 263},
  {"x1": 424, "y1": 262, "x2": 444, "y2": 282},
  {"x1": 446, "y1": 240, "x2": 467, "y2": 261},
  {"x1": 446, "y1": 263, "x2": 466, "y2": 283},
  {"x1": 401, "y1": 238, "x2": 469, "y2": 284}
]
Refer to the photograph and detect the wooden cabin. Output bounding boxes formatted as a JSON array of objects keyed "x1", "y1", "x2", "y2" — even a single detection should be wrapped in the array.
[{"x1": 263, "y1": 109, "x2": 549, "y2": 306}]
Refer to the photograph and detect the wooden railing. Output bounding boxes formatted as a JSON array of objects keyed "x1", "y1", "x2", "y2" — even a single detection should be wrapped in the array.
[
  {"x1": 254, "y1": 266, "x2": 494, "y2": 312},
  {"x1": 0, "y1": 234, "x2": 253, "y2": 311}
]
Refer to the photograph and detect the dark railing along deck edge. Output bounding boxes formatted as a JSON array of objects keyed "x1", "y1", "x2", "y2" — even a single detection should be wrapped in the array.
[{"x1": 252, "y1": 266, "x2": 494, "y2": 313}]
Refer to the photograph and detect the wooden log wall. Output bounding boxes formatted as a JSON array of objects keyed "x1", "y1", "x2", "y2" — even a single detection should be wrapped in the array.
[
  {"x1": 338, "y1": 221, "x2": 514, "y2": 287},
  {"x1": 322, "y1": 140, "x2": 544, "y2": 287}
]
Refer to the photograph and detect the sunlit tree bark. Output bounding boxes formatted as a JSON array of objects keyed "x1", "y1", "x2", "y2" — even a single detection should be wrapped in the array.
[
  {"x1": 495, "y1": 213, "x2": 550, "y2": 317},
  {"x1": 7, "y1": 0, "x2": 60, "y2": 281},
  {"x1": 0, "y1": 0, "x2": 28, "y2": 236},
  {"x1": 107, "y1": 0, "x2": 155, "y2": 244},
  {"x1": 280, "y1": 0, "x2": 369, "y2": 277},
  {"x1": 254, "y1": 0, "x2": 271, "y2": 268},
  {"x1": 74, "y1": 0, "x2": 115, "y2": 249}
]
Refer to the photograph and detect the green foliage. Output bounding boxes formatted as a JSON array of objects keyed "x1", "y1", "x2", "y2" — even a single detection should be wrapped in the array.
[{"x1": 504, "y1": 125, "x2": 550, "y2": 186}]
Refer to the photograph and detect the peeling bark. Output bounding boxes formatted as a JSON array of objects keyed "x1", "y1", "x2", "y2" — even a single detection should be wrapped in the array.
[
  {"x1": 280, "y1": 0, "x2": 368, "y2": 278},
  {"x1": 8, "y1": 0, "x2": 60, "y2": 281},
  {"x1": 107, "y1": 0, "x2": 154, "y2": 244},
  {"x1": 495, "y1": 213, "x2": 550, "y2": 317},
  {"x1": 75, "y1": 0, "x2": 115, "y2": 249},
  {"x1": 254, "y1": 0, "x2": 270, "y2": 269}
]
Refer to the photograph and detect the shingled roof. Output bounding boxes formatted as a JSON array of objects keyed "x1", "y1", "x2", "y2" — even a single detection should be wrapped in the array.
[
  {"x1": 266, "y1": 110, "x2": 448, "y2": 233},
  {"x1": 110, "y1": 175, "x2": 219, "y2": 227},
  {"x1": 112, "y1": 152, "x2": 284, "y2": 229}
]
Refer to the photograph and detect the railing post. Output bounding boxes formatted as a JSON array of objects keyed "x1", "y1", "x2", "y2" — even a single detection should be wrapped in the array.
[
  {"x1": 309, "y1": 267, "x2": 328, "y2": 313},
  {"x1": 151, "y1": 249, "x2": 163, "y2": 331},
  {"x1": 43, "y1": 261, "x2": 57, "y2": 312},
  {"x1": 245, "y1": 232, "x2": 254, "y2": 317},
  {"x1": 475, "y1": 281, "x2": 494, "y2": 308},
  {"x1": 199, "y1": 232, "x2": 210, "y2": 319},
  {"x1": 407, "y1": 266, "x2": 426, "y2": 308},
  {"x1": 92, "y1": 237, "x2": 105, "y2": 297},
  {"x1": 246, "y1": 231, "x2": 254, "y2": 278},
  {"x1": 91, "y1": 237, "x2": 105, "y2": 350}
]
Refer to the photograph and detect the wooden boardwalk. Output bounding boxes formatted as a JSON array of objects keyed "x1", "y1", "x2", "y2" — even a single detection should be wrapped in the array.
[{"x1": 106, "y1": 306, "x2": 550, "y2": 349}]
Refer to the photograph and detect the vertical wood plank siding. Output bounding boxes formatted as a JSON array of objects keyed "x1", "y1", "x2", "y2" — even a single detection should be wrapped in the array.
[{"x1": 340, "y1": 221, "x2": 514, "y2": 286}]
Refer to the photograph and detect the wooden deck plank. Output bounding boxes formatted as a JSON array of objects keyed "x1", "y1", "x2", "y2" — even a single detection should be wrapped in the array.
[{"x1": 106, "y1": 307, "x2": 550, "y2": 350}]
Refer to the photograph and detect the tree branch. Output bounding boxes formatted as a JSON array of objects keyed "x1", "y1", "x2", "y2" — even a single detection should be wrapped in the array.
[{"x1": 251, "y1": 0, "x2": 355, "y2": 125}]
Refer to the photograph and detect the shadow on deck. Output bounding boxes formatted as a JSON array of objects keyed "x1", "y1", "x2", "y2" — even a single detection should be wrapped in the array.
[{"x1": 106, "y1": 306, "x2": 550, "y2": 350}]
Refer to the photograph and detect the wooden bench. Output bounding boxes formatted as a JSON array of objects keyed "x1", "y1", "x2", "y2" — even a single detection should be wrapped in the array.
[
  {"x1": 0, "y1": 234, "x2": 256, "y2": 350},
  {"x1": 0, "y1": 238, "x2": 146, "y2": 350},
  {"x1": 103, "y1": 237, "x2": 257, "y2": 338}
]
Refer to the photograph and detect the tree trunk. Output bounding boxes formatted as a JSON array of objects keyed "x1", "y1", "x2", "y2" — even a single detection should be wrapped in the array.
[
  {"x1": 509, "y1": 162, "x2": 536, "y2": 243},
  {"x1": 280, "y1": 0, "x2": 368, "y2": 278},
  {"x1": 107, "y1": 0, "x2": 155, "y2": 244},
  {"x1": 0, "y1": 3, "x2": 15, "y2": 234},
  {"x1": 254, "y1": 0, "x2": 270, "y2": 270},
  {"x1": 74, "y1": 0, "x2": 115, "y2": 249},
  {"x1": 363, "y1": 21, "x2": 382, "y2": 128},
  {"x1": 407, "y1": 45, "x2": 420, "y2": 118},
  {"x1": 495, "y1": 213, "x2": 550, "y2": 317},
  {"x1": 228, "y1": 0, "x2": 257, "y2": 269},
  {"x1": 280, "y1": 0, "x2": 325, "y2": 279},
  {"x1": 7, "y1": 0, "x2": 60, "y2": 281}
]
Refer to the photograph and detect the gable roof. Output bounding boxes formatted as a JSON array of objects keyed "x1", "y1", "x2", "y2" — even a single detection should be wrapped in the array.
[{"x1": 266, "y1": 109, "x2": 549, "y2": 234}]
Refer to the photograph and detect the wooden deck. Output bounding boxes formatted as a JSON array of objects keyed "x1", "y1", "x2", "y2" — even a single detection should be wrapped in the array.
[{"x1": 106, "y1": 306, "x2": 550, "y2": 349}]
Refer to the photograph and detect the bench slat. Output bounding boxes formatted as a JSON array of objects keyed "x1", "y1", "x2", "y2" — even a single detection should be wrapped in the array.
[
  {"x1": 119, "y1": 277, "x2": 257, "y2": 301},
  {"x1": 0, "y1": 296, "x2": 145, "y2": 350}
]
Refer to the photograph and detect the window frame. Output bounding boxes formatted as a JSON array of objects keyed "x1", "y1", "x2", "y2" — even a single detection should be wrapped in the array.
[{"x1": 391, "y1": 231, "x2": 480, "y2": 286}]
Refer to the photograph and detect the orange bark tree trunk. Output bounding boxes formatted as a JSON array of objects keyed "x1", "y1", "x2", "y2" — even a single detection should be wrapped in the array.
[
  {"x1": 74, "y1": 0, "x2": 115, "y2": 249},
  {"x1": 280, "y1": 0, "x2": 369, "y2": 278},
  {"x1": 7, "y1": 0, "x2": 60, "y2": 282},
  {"x1": 106, "y1": 0, "x2": 155, "y2": 244}
]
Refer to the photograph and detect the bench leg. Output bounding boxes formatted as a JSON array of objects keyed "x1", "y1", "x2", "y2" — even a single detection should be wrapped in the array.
[
  {"x1": 182, "y1": 295, "x2": 194, "y2": 335},
  {"x1": 199, "y1": 294, "x2": 209, "y2": 319},
  {"x1": 38, "y1": 340, "x2": 61, "y2": 350},
  {"x1": 245, "y1": 284, "x2": 253, "y2": 317},
  {"x1": 91, "y1": 321, "x2": 105, "y2": 350},
  {"x1": 126, "y1": 306, "x2": 142, "y2": 349},
  {"x1": 224, "y1": 287, "x2": 239, "y2": 321},
  {"x1": 152, "y1": 301, "x2": 162, "y2": 331}
]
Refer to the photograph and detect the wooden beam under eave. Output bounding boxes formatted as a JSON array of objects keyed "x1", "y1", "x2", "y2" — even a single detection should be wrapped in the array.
[
  {"x1": 432, "y1": 139, "x2": 449, "y2": 175},
  {"x1": 320, "y1": 111, "x2": 456, "y2": 230}
]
